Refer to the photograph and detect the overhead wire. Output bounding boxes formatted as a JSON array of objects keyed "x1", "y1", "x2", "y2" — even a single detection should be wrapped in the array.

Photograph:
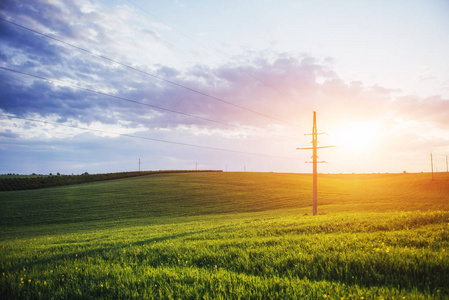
[
  {"x1": 0, "y1": 17, "x2": 300, "y2": 129},
  {"x1": 0, "y1": 16, "x2": 303, "y2": 165},
  {"x1": 0, "y1": 114, "x2": 298, "y2": 160},
  {"x1": 0, "y1": 66, "x2": 299, "y2": 141}
]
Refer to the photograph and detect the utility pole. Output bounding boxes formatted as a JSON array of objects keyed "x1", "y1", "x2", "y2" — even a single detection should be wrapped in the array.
[
  {"x1": 431, "y1": 153, "x2": 434, "y2": 180},
  {"x1": 297, "y1": 111, "x2": 334, "y2": 215},
  {"x1": 446, "y1": 155, "x2": 448, "y2": 173},
  {"x1": 138, "y1": 158, "x2": 141, "y2": 172},
  {"x1": 196, "y1": 162, "x2": 197, "y2": 171}
]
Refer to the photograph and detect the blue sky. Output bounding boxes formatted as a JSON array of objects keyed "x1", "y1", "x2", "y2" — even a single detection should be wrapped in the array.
[{"x1": 1, "y1": 0, "x2": 448, "y2": 174}]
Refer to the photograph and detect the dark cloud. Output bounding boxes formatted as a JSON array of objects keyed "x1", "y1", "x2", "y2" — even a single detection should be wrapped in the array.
[
  {"x1": 155, "y1": 65, "x2": 181, "y2": 79},
  {"x1": 1, "y1": 0, "x2": 85, "y2": 39},
  {"x1": 0, "y1": 21, "x2": 65, "y2": 65},
  {"x1": 0, "y1": 129, "x2": 19, "y2": 138}
]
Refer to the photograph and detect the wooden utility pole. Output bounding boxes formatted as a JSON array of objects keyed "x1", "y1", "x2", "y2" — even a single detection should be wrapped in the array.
[
  {"x1": 297, "y1": 111, "x2": 334, "y2": 215},
  {"x1": 431, "y1": 153, "x2": 434, "y2": 180},
  {"x1": 311, "y1": 112, "x2": 318, "y2": 215},
  {"x1": 138, "y1": 158, "x2": 141, "y2": 172}
]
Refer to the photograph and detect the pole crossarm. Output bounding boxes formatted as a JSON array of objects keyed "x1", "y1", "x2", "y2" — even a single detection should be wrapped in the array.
[{"x1": 297, "y1": 145, "x2": 335, "y2": 150}]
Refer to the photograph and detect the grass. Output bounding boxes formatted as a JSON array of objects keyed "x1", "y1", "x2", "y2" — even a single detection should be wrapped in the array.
[{"x1": 1, "y1": 172, "x2": 448, "y2": 299}]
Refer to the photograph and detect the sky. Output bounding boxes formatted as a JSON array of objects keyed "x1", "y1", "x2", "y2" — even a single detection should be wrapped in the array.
[{"x1": 1, "y1": 0, "x2": 449, "y2": 175}]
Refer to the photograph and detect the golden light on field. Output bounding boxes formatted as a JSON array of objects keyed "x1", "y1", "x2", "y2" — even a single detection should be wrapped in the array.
[{"x1": 329, "y1": 122, "x2": 381, "y2": 153}]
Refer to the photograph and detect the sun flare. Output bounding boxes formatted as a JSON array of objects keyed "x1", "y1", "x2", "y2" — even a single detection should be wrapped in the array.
[{"x1": 330, "y1": 122, "x2": 380, "y2": 153}]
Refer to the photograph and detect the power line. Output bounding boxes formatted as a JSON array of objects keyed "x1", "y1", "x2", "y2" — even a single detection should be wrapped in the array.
[
  {"x1": 0, "y1": 66, "x2": 298, "y2": 142},
  {"x1": 0, "y1": 114, "x2": 298, "y2": 161},
  {"x1": 0, "y1": 67, "x2": 245, "y2": 130},
  {"x1": 0, "y1": 17, "x2": 300, "y2": 129}
]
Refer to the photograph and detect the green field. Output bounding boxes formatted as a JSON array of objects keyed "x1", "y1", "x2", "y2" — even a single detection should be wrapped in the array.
[{"x1": 1, "y1": 172, "x2": 448, "y2": 299}]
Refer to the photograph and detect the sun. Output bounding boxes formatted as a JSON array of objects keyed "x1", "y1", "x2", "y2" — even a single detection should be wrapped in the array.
[{"x1": 329, "y1": 122, "x2": 380, "y2": 153}]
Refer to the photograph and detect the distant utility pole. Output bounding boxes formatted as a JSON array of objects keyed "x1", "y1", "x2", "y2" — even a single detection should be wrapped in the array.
[
  {"x1": 297, "y1": 111, "x2": 334, "y2": 216},
  {"x1": 446, "y1": 155, "x2": 448, "y2": 173},
  {"x1": 196, "y1": 162, "x2": 197, "y2": 171},
  {"x1": 431, "y1": 153, "x2": 434, "y2": 180},
  {"x1": 138, "y1": 158, "x2": 141, "y2": 172}
]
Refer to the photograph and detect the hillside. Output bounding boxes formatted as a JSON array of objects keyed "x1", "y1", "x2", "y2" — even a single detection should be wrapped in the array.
[
  {"x1": 1, "y1": 172, "x2": 448, "y2": 299},
  {"x1": 0, "y1": 170, "x2": 222, "y2": 191},
  {"x1": 1, "y1": 172, "x2": 448, "y2": 235}
]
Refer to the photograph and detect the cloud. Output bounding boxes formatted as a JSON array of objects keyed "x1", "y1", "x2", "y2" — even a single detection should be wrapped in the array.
[
  {"x1": 390, "y1": 95, "x2": 449, "y2": 128},
  {"x1": 0, "y1": 129, "x2": 19, "y2": 138},
  {"x1": 1, "y1": 1, "x2": 318, "y2": 131}
]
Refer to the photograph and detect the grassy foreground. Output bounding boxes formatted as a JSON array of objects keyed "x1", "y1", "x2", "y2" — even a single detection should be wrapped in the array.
[{"x1": 1, "y1": 172, "x2": 448, "y2": 299}]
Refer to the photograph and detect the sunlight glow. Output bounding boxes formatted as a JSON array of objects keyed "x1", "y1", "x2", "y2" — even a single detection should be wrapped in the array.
[{"x1": 330, "y1": 122, "x2": 380, "y2": 153}]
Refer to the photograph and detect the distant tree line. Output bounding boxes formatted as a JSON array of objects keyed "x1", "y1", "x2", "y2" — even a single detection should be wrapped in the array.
[{"x1": 0, "y1": 170, "x2": 222, "y2": 191}]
